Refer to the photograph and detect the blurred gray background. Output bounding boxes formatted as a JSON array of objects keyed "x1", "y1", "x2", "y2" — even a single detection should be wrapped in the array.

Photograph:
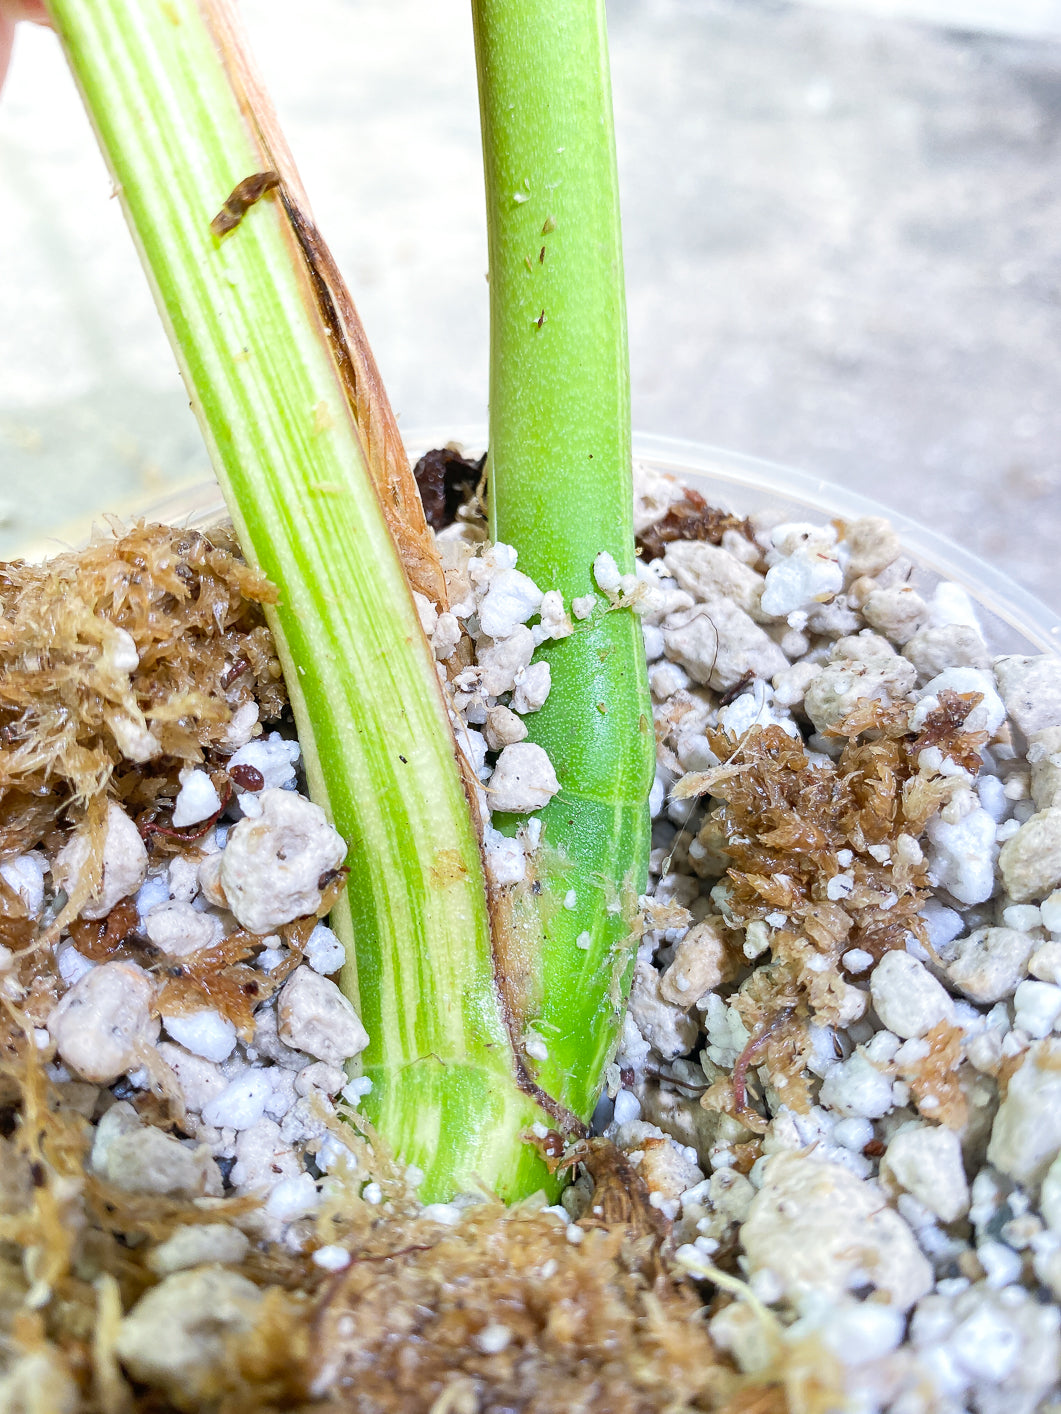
[{"x1": 1, "y1": 0, "x2": 1059, "y2": 607}]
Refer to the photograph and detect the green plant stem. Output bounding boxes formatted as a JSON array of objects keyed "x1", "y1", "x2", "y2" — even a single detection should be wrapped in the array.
[
  {"x1": 472, "y1": 0, "x2": 655, "y2": 1118},
  {"x1": 47, "y1": 0, "x2": 553, "y2": 1200}
]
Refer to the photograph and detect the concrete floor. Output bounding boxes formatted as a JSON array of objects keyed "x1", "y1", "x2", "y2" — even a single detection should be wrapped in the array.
[{"x1": 0, "y1": 0, "x2": 1058, "y2": 610}]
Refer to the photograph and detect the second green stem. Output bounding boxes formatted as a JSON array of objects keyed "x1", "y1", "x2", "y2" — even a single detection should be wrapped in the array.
[{"x1": 473, "y1": 0, "x2": 655, "y2": 1121}]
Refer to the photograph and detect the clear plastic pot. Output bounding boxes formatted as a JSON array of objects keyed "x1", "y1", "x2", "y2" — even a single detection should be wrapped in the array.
[{"x1": 43, "y1": 430, "x2": 1061, "y2": 660}]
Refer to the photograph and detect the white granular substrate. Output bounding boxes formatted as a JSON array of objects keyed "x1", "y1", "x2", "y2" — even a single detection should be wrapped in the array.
[{"x1": 16, "y1": 463, "x2": 1061, "y2": 1410}]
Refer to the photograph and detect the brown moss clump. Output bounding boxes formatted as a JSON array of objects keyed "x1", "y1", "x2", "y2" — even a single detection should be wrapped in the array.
[
  {"x1": 0, "y1": 520, "x2": 285, "y2": 859},
  {"x1": 311, "y1": 1202, "x2": 721, "y2": 1414},
  {"x1": 0, "y1": 1041, "x2": 770, "y2": 1414},
  {"x1": 636, "y1": 489, "x2": 754, "y2": 564},
  {"x1": 678, "y1": 693, "x2": 986, "y2": 1124}
]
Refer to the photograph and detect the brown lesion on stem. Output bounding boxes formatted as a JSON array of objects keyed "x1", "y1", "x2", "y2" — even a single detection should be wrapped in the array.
[
  {"x1": 209, "y1": 168, "x2": 280, "y2": 236},
  {"x1": 485, "y1": 865, "x2": 587, "y2": 1139}
]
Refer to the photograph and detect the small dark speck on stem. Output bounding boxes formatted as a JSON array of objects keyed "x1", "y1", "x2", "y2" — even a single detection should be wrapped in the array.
[
  {"x1": 536, "y1": 310, "x2": 546, "y2": 329},
  {"x1": 398, "y1": 755, "x2": 407, "y2": 764},
  {"x1": 539, "y1": 246, "x2": 546, "y2": 263}
]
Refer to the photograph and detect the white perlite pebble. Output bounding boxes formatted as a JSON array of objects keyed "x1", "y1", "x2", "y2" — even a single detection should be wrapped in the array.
[
  {"x1": 114, "y1": 1267, "x2": 263, "y2": 1404},
  {"x1": 53, "y1": 801, "x2": 148, "y2": 921},
  {"x1": 999, "y1": 806, "x2": 1061, "y2": 903},
  {"x1": 202, "y1": 1071, "x2": 274, "y2": 1131},
  {"x1": 156, "y1": 1043, "x2": 227, "y2": 1113},
  {"x1": 760, "y1": 537, "x2": 843, "y2": 619},
  {"x1": 476, "y1": 1322, "x2": 513, "y2": 1355},
  {"x1": 842, "y1": 948, "x2": 874, "y2": 975},
  {"x1": 223, "y1": 700, "x2": 259, "y2": 750},
  {"x1": 231, "y1": 1117, "x2": 300, "y2": 1193},
  {"x1": 0, "y1": 852, "x2": 46, "y2": 918},
  {"x1": 844, "y1": 516, "x2": 901, "y2": 579},
  {"x1": 592, "y1": 550, "x2": 621, "y2": 594},
  {"x1": 171, "y1": 768, "x2": 222, "y2": 828},
  {"x1": 881, "y1": 1122, "x2": 970, "y2": 1222},
  {"x1": 662, "y1": 541, "x2": 767, "y2": 622},
  {"x1": 612, "y1": 1089, "x2": 641, "y2": 1125},
  {"x1": 740, "y1": 1153, "x2": 931, "y2": 1310},
  {"x1": 91, "y1": 1102, "x2": 221, "y2": 1198},
  {"x1": 1030, "y1": 726, "x2": 1061, "y2": 811},
  {"x1": 1003, "y1": 902, "x2": 1042, "y2": 933},
  {"x1": 860, "y1": 585, "x2": 926, "y2": 645},
  {"x1": 535, "y1": 589, "x2": 573, "y2": 642},
  {"x1": 163, "y1": 1009, "x2": 237, "y2": 1063},
  {"x1": 921, "y1": 898, "x2": 965, "y2": 952},
  {"x1": 145, "y1": 900, "x2": 225, "y2": 957},
  {"x1": 304, "y1": 922, "x2": 346, "y2": 975},
  {"x1": 903, "y1": 624, "x2": 991, "y2": 683},
  {"x1": 1041, "y1": 1152, "x2": 1061, "y2": 1231},
  {"x1": 993, "y1": 654, "x2": 1061, "y2": 736},
  {"x1": 1043, "y1": 890, "x2": 1061, "y2": 934},
  {"x1": 482, "y1": 826, "x2": 526, "y2": 887},
  {"x1": 987, "y1": 1039, "x2": 1061, "y2": 1184},
  {"x1": 228, "y1": 732, "x2": 301, "y2": 791},
  {"x1": 477, "y1": 627, "x2": 535, "y2": 695},
  {"x1": 277, "y1": 967, "x2": 368, "y2": 1068},
  {"x1": 48, "y1": 961, "x2": 155, "y2": 1083},
  {"x1": 220, "y1": 789, "x2": 346, "y2": 934},
  {"x1": 926, "y1": 579, "x2": 982, "y2": 633},
  {"x1": 659, "y1": 917, "x2": 731, "y2": 1005},
  {"x1": 628, "y1": 961, "x2": 699, "y2": 1060},
  {"x1": 55, "y1": 943, "x2": 94, "y2": 988},
  {"x1": 1014, "y1": 979, "x2": 1061, "y2": 1039},
  {"x1": 478, "y1": 568, "x2": 544, "y2": 638},
  {"x1": 312, "y1": 1244, "x2": 352, "y2": 1272},
  {"x1": 814, "y1": 1299, "x2": 906, "y2": 1368},
  {"x1": 912, "y1": 1284, "x2": 1060, "y2": 1403},
  {"x1": 1030, "y1": 940, "x2": 1061, "y2": 984},
  {"x1": 803, "y1": 656, "x2": 916, "y2": 734},
  {"x1": 147, "y1": 1224, "x2": 250, "y2": 1276},
  {"x1": 512, "y1": 660, "x2": 551, "y2": 715},
  {"x1": 484, "y1": 705, "x2": 528, "y2": 751},
  {"x1": 663, "y1": 599, "x2": 787, "y2": 692},
  {"x1": 946, "y1": 926, "x2": 1035, "y2": 1004},
  {"x1": 487, "y1": 742, "x2": 560, "y2": 814},
  {"x1": 266, "y1": 1172, "x2": 319, "y2": 1222},
  {"x1": 925, "y1": 806, "x2": 998, "y2": 906},
  {"x1": 870, "y1": 950, "x2": 954, "y2": 1039},
  {"x1": 818, "y1": 1050, "x2": 895, "y2": 1119}
]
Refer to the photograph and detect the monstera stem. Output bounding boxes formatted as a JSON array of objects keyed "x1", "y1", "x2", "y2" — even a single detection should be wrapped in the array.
[
  {"x1": 473, "y1": 0, "x2": 655, "y2": 1121},
  {"x1": 46, "y1": 0, "x2": 555, "y2": 1200}
]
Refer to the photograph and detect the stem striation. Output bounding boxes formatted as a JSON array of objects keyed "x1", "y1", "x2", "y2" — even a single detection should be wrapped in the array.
[{"x1": 472, "y1": 0, "x2": 655, "y2": 1120}]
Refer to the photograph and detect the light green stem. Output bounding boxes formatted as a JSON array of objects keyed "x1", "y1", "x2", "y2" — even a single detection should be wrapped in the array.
[
  {"x1": 47, "y1": 0, "x2": 553, "y2": 1200},
  {"x1": 473, "y1": 0, "x2": 655, "y2": 1119}
]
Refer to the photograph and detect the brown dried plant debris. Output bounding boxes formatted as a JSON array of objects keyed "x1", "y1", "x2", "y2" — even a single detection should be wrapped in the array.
[
  {"x1": 676, "y1": 695, "x2": 985, "y2": 1119},
  {"x1": 0, "y1": 521, "x2": 285, "y2": 858},
  {"x1": 0, "y1": 1044, "x2": 759, "y2": 1414},
  {"x1": 413, "y1": 446, "x2": 487, "y2": 531},
  {"x1": 636, "y1": 488, "x2": 755, "y2": 564},
  {"x1": 310, "y1": 1198, "x2": 724, "y2": 1414},
  {"x1": 896, "y1": 1020, "x2": 969, "y2": 1131}
]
